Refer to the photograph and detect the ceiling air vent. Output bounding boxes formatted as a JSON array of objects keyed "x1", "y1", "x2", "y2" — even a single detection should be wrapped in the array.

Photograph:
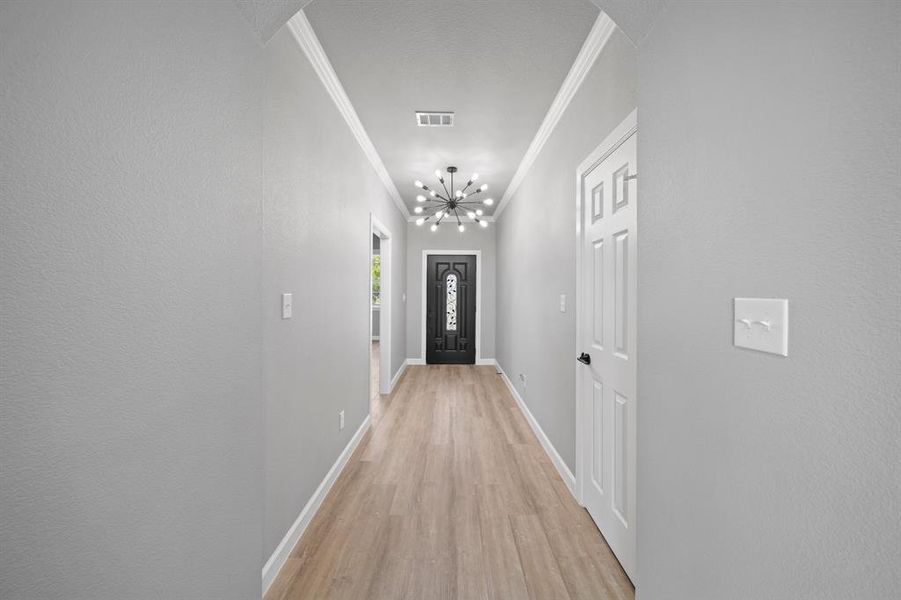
[{"x1": 415, "y1": 111, "x2": 454, "y2": 127}]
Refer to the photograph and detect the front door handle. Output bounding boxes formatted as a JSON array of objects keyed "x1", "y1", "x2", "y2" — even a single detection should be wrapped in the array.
[{"x1": 577, "y1": 352, "x2": 591, "y2": 365}]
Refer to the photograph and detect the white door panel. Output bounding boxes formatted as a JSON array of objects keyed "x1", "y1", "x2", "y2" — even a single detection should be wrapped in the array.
[{"x1": 578, "y1": 119, "x2": 637, "y2": 582}]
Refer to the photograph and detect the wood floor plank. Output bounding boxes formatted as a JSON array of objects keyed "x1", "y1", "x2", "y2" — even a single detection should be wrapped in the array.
[
  {"x1": 477, "y1": 484, "x2": 531, "y2": 600},
  {"x1": 511, "y1": 443, "x2": 564, "y2": 513},
  {"x1": 510, "y1": 513, "x2": 572, "y2": 600},
  {"x1": 265, "y1": 365, "x2": 634, "y2": 600},
  {"x1": 324, "y1": 483, "x2": 397, "y2": 600},
  {"x1": 453, "y1": 483, "x2": 489, "y2": 600}
]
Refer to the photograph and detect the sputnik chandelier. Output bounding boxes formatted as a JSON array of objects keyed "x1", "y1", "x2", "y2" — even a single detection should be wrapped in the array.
[{"x1": 413, "y1": 166, "x2": 493, "y2": 232}]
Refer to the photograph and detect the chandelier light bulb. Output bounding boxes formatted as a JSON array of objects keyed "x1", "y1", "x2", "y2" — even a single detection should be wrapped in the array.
[
  {"x1": 430, "y1": 224, "x2": 438, "y2": 232},
  {"x1": 416, "y1": 195, "x2": 426, "y2": 202},
  {"x1": 414, "y1": 180, "x2": 423, "y2": 188},
  {"x1": 434, "y1": 169, "x2": 443, "y2": 180},
  {"x1": 435, "y1": 210, "x2": 443, "y2": 219},
  {"x1": 430, "y1": 190, "x2": 437, "y2": 197},
  {"x1": 467, "y1": 211, "x2": 476, "y2": 219},
  {"x1": 414, "y1": 206, "x2": 423, "y2": 214},
  {"x1": 479, "y1": 184, "x2": 488, "y2": 192},
  {"x1": 479, "y1": 220, "x2": 489, "y2": 228},
  {"x1": 458, "y1": 224, "x2": 465, "y2": 233},
  {"x1": 455, "y1": 190, "x2": 463, "y2": 198},
  {"x1": 415, "y1": 217, "x2": 425, "y2": 226},
  {"x1": 483, "y1": 198, "x2": 494, "y2": 205},
  {"x1": 475, "y1": 209, "x2": 483, "y2": 216},
  {"x1": 470, "y1": 173, "x2": 479, "y2": 182}
]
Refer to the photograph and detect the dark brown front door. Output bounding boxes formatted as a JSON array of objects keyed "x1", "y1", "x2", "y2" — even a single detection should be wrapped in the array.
[{"x1": 426, "y1": 254, "x2": 476, "y2": 364}]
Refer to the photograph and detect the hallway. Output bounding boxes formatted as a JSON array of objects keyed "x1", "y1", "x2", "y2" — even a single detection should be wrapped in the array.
[
  {"x1": 3, "y1": 2, "x2": 899, "y2": 598},
  {"x1": 265, "y1": 365, "x2": 633, "y2": 600}
]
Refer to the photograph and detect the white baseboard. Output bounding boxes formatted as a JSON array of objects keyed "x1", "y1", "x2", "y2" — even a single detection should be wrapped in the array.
[
  {"x1": 387, "y1": 360, "x2": 408, "y2": 393},
  {"x1": 262, "y1": 414, "x2": 371, "y2": 595},
  {"x1": 496, "y1": 363, "x2": 577, "y2": 499},
  {"x1": 404, "y1": 357, "x2": 495, "y2": 366}
]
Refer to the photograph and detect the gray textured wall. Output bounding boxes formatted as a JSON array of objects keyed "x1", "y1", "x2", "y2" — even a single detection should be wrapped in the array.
[
  {"x1": 0, "y1": 2, "x2": 409, "y2": 597},
  {"x1": 495, "y1": 29, "x2": 638, "y2": 470},
  {"x1": 261, "y1": 26, "x2": 407, "y2": 561},
  {"x1": 0, "y1": 2, "x2": 264, "y2": 598},
  {"x1": 406, "y1": 222, "x2": 496, "y2": 361},
  {"x1": 636, "y1": 2, "x2": 901, "y2": 598}
]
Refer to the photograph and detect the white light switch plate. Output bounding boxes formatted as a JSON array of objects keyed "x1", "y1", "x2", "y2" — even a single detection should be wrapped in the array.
[
  {"x1": 559, "y1": 294, "x2": 566, "y2": 313},
  {"x1": 734, "y1": 298, "x2": 788, "y2": 356},
  {"x1": 281, "y1": 293, "x2": 293, "y2": 319}
]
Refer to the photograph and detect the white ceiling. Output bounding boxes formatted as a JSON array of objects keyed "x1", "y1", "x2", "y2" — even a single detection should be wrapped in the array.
[{"x1": 304, "y1": 0, "x2": 599, "y2": 216}]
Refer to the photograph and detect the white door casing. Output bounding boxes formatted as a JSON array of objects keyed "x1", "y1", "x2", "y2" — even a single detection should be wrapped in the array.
[
  {"x1": 576, "y1": 110, "x2": 637, "y2": 582},
  {"x1": 371, "y1": 215, "x2": 392, "y2": 395}
]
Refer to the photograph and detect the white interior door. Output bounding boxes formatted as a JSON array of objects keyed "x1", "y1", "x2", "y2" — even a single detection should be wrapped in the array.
[{"x1": 578, "y1": 117, "x2": 637, "y2": 581}]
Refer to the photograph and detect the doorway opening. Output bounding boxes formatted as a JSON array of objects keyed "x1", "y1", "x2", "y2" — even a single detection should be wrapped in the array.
[
  {"x1": 421, "y1": 250, "x2": 480, "y2": 364},
  {"x1": 370, "y1": 216, "x2": 392, "y2": 407}
]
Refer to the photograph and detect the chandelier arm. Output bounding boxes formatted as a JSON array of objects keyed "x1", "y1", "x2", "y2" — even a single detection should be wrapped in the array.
[
  {"x1": 414, "y1": 206, "x2": 437, "y2": 218},
  {"x1": 440, "y1": 178, "x2": 453, "y2": 200},
  {"x1": 456, "y1": 189, "x2": 482, "y2": 201}
]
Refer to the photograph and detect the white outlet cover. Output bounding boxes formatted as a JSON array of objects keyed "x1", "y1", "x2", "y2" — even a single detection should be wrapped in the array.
[
  {"x1": 281, "y1": 293, "x2": 293, "y2": 319},
  {"x1": 559, "y1": 294, "x2": 566, "y2": 313},
  {"x1": 734, "y1": 298, "x2": 788, "y2": 356}
]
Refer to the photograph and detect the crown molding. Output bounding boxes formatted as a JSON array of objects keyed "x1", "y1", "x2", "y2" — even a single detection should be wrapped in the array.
[
  {"x1": 287, "y1": 12, "x2": 411, "y2": 218},
  {"x1": 494, "y1": 12, "x2": 617, "y2": 219}
]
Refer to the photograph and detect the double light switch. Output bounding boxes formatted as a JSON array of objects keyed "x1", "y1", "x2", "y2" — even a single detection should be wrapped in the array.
[{"x1": 734, "y1": 298, "x2": 788, "y2": 356}]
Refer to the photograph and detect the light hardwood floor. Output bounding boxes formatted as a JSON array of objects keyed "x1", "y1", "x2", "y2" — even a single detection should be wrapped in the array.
[{"x1": 266, "y1": 364, "x2": 634, "y2": 600}]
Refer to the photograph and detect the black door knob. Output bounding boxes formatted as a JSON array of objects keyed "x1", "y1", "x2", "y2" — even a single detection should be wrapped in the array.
[{"x1": 577, "y1": 352, "x2": 591, "y2": 365}]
